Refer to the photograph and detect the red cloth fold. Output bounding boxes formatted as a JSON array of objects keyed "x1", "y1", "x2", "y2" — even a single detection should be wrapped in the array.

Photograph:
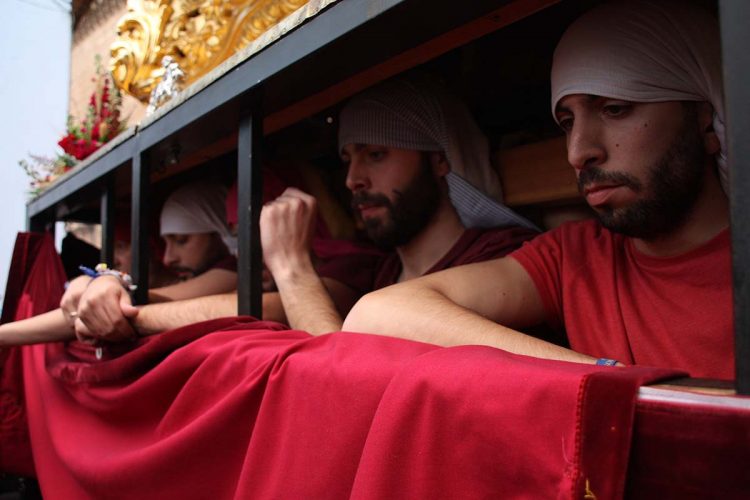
[
  {"x1": 627, "y1": 397, "x2": 750, "y2": 499},
  {"x1": 1, "y1": 232, "x2": 67, "y2": 476},
  {"x1": 21, "y1": 320, "x2": 699, "y2": 499},
  {"x1": 349, "y1": 347, "x2": 680, "y2": 499},
  {"x1": 3, "y1": 235, "x2": 745, "y2": 497}
]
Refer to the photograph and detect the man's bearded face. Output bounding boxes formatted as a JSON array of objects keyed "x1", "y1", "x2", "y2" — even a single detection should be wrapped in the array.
[
  {"x1": 351, "y1": 154, "x2": 441, "y2": 249},
  {"x1": 576, "y1": 105, "x2": 707, "y2": 239}
]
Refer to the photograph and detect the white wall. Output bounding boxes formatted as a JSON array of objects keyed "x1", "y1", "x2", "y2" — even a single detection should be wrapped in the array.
[{"x1": 0, "y1": 0, "x2": 71, "y2": 307}]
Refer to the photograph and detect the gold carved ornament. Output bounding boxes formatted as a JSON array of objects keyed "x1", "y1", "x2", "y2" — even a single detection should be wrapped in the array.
[{"x1": 110, "y1": 0, "x2": 309, "y2": 102}]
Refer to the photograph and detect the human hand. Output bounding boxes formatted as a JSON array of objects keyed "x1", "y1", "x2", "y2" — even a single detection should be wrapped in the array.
[
  {"x1": 60, "y1": 275, "x2": 93, "y2": 326},
  {"x1": 74, "y1": 275, "x2": 139, "y2": 343},
  {"x1": 260, "y1": 187, "x2": 317, "y2": 278}
]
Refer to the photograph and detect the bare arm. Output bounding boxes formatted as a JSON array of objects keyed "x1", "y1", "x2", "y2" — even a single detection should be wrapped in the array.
[
  {"x1": 148, "y1": 268, "x2": 238, "y2": 303},
  {"x1": 261, "y1": 188, "x2": 357, "y2": 334},
  {"x1": 343, "y1": 256, "x2": 596, "y2": 364},
  {"x1": 0, "y1": 309, "x2": 73, "y2": 346},
  {"x1": 132, "y1": 292, "x2": 238, "y2": 335}
]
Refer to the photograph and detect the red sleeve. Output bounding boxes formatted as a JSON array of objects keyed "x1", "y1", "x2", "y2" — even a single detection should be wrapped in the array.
[
  {"x1": 509, "y1": 227, "x2": 567, "y2": 331},
  {"x1": 211, "y1": 255, "x2": 238, "y2": 272},
  {"x1": 451, "y1": 227, "x2": 539, "y2": 266},
  {"x1": 313, "y1": 239, "x2": 384, "y2": 296}
]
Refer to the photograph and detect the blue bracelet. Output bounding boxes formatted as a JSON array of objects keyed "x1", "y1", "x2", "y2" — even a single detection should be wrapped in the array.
[
  {"x1": 595, "y1": 358, "x2": 619, "y2": 366},
  {"x1": 78, "y1": 265, "x2": 98, "y2": 278}
]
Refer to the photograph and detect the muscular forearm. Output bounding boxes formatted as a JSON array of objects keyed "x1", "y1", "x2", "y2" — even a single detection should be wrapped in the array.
[
  {"x1": 133, "y1": 293, "x2": 238, "y2": 335},
  {"x1": 0, "y1": 309, "x2": 74, "y2": 346},
  {"x1": 343, "y1": 285, "x2": 596, "y2": 364},
  {"x1": 273, "y1": 259, "x2": 344, "y2": 335}
]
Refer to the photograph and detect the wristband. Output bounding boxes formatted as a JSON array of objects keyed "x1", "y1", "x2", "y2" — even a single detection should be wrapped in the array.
[
  {"x1": 595, "y1": 358, "x2": 619, "y2": 366},
  {"x1": 79, "y1": 264, "x2": 138, "y2": 292}
]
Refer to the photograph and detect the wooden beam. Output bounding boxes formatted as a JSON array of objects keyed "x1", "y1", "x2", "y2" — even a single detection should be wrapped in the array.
[{"x1": 495, "y1": 136, "x2": 581, "y2": 207}]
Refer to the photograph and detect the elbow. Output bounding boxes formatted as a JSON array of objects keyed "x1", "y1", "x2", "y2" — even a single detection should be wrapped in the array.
[{"x1": 342, "y1": 290, "x2": 383, "y2": 333}]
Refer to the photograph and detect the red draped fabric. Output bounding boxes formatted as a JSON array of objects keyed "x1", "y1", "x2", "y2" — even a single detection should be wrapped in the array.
[
  {"x1": 19, "y1": 317, "x2": 694, "y2": 499},
  {"x1": 1, "y1": 232, "x2": 67, "y2": 476},
  {"x1": 350, "y1": 348, "x2": 679, "y2": 499},
  {"x1": 4, "y1": 233, "x2": 750, "y2": 498}
]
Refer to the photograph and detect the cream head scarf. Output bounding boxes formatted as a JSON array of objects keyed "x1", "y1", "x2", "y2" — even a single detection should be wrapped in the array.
[
  {"x1": 338, "y1": 75, "x2": 537, "y2": 230},
  {"x1": 160, "y1": 181, "x2": 237, "y2": 255},
  {"x1": 551, "y1": 0, "x2": 727, "y2": 191}
]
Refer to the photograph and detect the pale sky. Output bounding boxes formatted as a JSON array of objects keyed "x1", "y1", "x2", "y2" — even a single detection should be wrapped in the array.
[{"x1": 0, "y1": 0, "x2": 71, "y2": 305}]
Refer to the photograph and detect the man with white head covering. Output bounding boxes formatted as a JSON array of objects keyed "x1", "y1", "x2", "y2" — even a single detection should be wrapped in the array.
[
  {"x1": 158, "y1": 181, "x2": 237, "y2": 281},
  {"x1": 72, "y1": 180, "x2": 239, "y2": 341},
  {"x1": 344, "y1": 1, "x2": 733, "y2": 380},
  {"x1": 260, "y1": 74, "x2": 537, "y2": 333}
]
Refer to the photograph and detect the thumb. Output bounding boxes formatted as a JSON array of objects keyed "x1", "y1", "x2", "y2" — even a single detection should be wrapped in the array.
[{"x1": 120, "y1": 297, "x2": 140, "y2": 319}]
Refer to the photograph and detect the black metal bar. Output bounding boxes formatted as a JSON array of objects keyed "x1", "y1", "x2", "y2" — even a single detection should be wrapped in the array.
[
  {"x1": 131, "y1": 151, "x2": 151, "y2": 305},
  {"x1": 27, "y1": 212, "x2": 47, "y2": 233},
  {"x1": 236, "y1": 104, "x2": 264, "y2": 317},
  {"x1": 719, "y1": 0, "x2": 750, "y2": 394},
  {"x1": 100, "y1": 177, "x2": 116, "y2": 266}
]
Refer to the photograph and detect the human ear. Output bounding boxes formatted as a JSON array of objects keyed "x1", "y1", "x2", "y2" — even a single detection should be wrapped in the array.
[
  {"x1": 429, "y1": 152, "x2": 451, "y2": 177},
  {"x1": 696, "y1": 101, "x2": 721, "y2": 155}
]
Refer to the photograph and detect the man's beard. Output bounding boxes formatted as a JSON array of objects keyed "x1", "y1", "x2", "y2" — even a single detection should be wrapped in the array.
[
  {"x1": 352, "y1": 157, "x2": 441, "y2": 249},
  {"x1": 577, "y1": 116, "x2": 706, "y2": 240},
  {"x1": 171, "y1": 266, "x2": 199, "y2": 280}
]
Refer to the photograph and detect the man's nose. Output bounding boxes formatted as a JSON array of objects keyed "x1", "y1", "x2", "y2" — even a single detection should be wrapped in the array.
[
  {"x1": 566, "y1": 119, "x2": 606, "y2": 173},
  {"x1": 345, "y1": 159, "x2": 370, "y2": 193},
  {"x1": 162, "y1": 243, "x2": 177, "y2": 267}
]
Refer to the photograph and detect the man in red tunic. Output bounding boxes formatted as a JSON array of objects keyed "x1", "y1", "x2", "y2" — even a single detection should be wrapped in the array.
[
  {"x1": 72, "y1": 75, "x2": 537, "y2": 339},
  {"x1": 344, "y1": 1, "x2": 733, "y2": 380}
]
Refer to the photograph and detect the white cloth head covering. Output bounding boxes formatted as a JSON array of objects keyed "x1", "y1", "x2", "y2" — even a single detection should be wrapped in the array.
[
  {"x1": 338, "y1": 75, "x2": 537, "y2": 230},
  {"x1": 160, "y1": 181, "x2": 237, "y2": 255},
  {"x1": 551, "y1": 0, "x2": 727, "y2": 191}
]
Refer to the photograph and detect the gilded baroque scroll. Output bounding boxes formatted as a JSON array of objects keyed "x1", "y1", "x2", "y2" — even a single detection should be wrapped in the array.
[{"x1": 110, "y1": 0, "x2": 308, "y2": 102}]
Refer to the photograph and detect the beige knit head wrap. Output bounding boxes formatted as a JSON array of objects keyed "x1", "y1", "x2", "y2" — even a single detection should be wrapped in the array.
[
  {"x1": 551, "y1": 0, "x2": 727, "y2": 191},
  {"x1": 339, "y1": 75, "x2": 536, "y2": 230}
]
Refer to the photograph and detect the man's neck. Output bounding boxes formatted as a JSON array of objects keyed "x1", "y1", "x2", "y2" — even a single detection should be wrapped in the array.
[
  {"x1": 633, "y1": 171, "x2": 729, "y2": 257},
  {"x1": 395, "y1": 199, "x2": 465, "y2": 282}
]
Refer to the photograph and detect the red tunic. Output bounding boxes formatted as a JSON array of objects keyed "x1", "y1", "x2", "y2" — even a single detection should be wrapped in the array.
[
  {"x1": 511, "y1": 220, "x2": 734, "y2": 379},
  {"x1": 373, "y1": 226, "x2": 537, "y2": 289}
]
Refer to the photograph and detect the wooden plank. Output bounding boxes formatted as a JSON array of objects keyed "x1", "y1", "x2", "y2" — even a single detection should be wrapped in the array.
[{"x1": 495, "y1": 136, "x2": 581, "y2": 206}]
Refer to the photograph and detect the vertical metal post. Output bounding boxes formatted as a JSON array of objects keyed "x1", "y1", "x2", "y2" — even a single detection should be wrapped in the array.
[
  {"x1": 237, "y1": 102, "x2": 264, "y2": 317},
  {"x1": 100, "y1": 177, "x2": 116, "y2": 266},
  {"x1": 719, "y1": 0, "x2": 750, "y2": 394},
  {"x1": 27, "y1": 214, "x2": 47, "y2": 233},
  {"x1": 131, "y1": 152, "x2": 151, "y2": 305}
]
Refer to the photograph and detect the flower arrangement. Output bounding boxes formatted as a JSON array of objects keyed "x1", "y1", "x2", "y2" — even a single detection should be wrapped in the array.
[
  {"x1": 19, "y1": 55, "x2": 126, "y2": 195},
  {"x1": 18, "y1": 154, "x2": 77, "y2": 196}
]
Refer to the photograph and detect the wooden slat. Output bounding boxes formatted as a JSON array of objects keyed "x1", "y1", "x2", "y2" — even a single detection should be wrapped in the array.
[{"x1": 495, "y1": 136, "x2": 581, "y2": 207}]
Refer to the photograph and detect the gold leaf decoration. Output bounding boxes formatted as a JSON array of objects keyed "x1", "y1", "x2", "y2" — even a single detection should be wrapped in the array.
[{"x1": 110, "y1": 0, "x2": 309, "y2": 102}]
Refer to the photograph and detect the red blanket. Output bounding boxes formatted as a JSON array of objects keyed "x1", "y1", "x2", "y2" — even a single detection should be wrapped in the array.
[
  {"x1": 4, "y1": 234, "x2": 747, "y2": 498},
  {"x1": 19, "y1": 319, "x2": 685, "y2": 499}
]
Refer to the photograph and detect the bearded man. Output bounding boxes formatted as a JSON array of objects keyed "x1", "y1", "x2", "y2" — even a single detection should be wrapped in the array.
[
  {"x1": 259, "y1": 74, "x2": 538, "y2": 333},
  {"x1": 343, "y1": 0, "x2": 733, "y2": 380}
]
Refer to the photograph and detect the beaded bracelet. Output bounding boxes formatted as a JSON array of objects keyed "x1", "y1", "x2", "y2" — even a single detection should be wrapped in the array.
[{"x1": 79, "y1": 264, "x2": 137, "y2": 292}]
